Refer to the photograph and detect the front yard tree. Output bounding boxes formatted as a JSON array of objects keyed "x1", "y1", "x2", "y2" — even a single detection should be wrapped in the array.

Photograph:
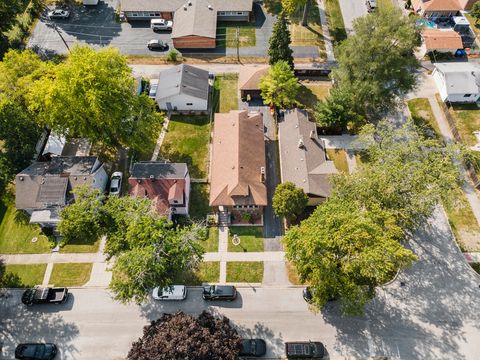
[
  {"x1": 128, "y1": 311, "x2": 242, "y2": 360},
  {"x1": 260, "y1": 60, "x2": 299, "y2": 108},
  {"x1": 471, "y1": 2, "x2": 480, "y2": 24},
  {"x1": 268, "y1": 11, "x2": 294, "y2": 69},
  {"x1": 0, "y1": 0, "x2": 23, "y2": 34},
  {"x1": 332, "y1": 7, "x2": 420, "y2": 118},
  {"x1": 27, "y1": 45, "x2": 162, "y2": 152},
  {"x1": 282, "y1": 0, "x2": 309, "y2": 26},
  {"x1": 273, "y1": 182, "x2": 308, "y2": 222}
]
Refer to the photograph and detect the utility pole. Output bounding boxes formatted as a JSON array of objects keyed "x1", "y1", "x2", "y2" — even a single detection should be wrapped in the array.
[
  {"x1": 236, "y1": 27, "x2": 239, "y2": 63},
  {"x1": 52, "y1": 23, "x2": 70, "y2": 52}
]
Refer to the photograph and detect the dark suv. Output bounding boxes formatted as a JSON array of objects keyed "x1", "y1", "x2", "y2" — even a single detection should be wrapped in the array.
[
  {"x1": 285, "y1": 341, "x2": 325, "y2": 359},
  {"x1": 202, "y1": 285, "x2": 237, "y2": 301}
]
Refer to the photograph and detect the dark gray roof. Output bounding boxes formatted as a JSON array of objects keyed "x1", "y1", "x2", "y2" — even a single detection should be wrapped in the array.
[
  {"x1": 171, "y1": 0, "x2": 217, "y2": 39},
  {"x1": 121, "y1": 0, "x2": 252, "y2": 12},
  {"x1": 278, "y1": 109, "x2": 337, "y2": 198},
  {"x1": 37, "y1": 177, "x2": 69, "y2": 206},
  {"x1": 130, "y1": 161, "x2": 188, "y2": 179},
  {"x1": 19, "y1": 156, "x2": 99, "y2": 176},
  {"x1": 155, "y1": 64, "x2": 209, "y2": 101}
]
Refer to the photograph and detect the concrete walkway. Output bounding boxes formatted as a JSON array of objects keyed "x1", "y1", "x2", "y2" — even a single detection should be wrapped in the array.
[
  {"x1": 218, "y1": 226, "x2": 228, "y2": 283},
  {"x1": 151, "y1": 115, "x2": 170, "y2": 161},
  {"x1": 204, "y1": 251, "x2": 286, "y2": 262},
  {"x1": 346, "y1": 149, "x2": 357, "y2": 173},
  {"x1": 317, "y1": 0, "x2": 335, "y2": 62}
]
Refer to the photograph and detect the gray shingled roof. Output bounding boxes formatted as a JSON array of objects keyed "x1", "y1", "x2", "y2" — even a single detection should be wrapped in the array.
[
  {"x1": 278, "y1": 109, "x2": 337, "y2": 198},
  {"x1": 19, "y1": 156, "x2": 99, "y2": 176},
  {"x1": 121, "y1": 0, "x2": 253, "y2": 12},
  {"x1": 171, "y1": 0, "x2": 217, "y2": 39},
  {"x1": 155, "y1": 64, "x2": 209, "y2": 102},
  {"x1": 130, "y1": 161, "x2": 188, "y2": 179},
  {"x1": 434, "y1": 62, "x2": 480, "y2": 95}
]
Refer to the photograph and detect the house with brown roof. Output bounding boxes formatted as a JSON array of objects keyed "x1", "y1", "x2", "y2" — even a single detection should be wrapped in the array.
[
  {"x1": 120, "y1": 0, "x2": 253, "y2": 49},
  {"x1": 209, "y1": 110, "x2": 267, "y2": 225},
  {"x1": 128, "y1": 161, "x2": 190, "y2": 220},
  {"x1": 278, "y1": 109, "x2": 337, "y2": 206},
  {"x1": 412, "y1": 0, "x2": 462, "y2": 18},
  {"x1": 422, "y1": 29, "x2": 463, "y2": 53}
]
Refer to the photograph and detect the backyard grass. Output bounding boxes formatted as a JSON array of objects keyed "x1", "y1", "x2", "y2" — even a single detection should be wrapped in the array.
[
  {"x1": 465, "y1": 14, "x2": 480, "y2": 38},
  {"x1": 286, "y1": 261, "x2": 302, "y2": 285},
  {"x1": 49, "y1": 263, "x2": 93, "y2": 287},
  {"x1": 159, "y1": 115, "x2": 211, "y2": 178},
  {"x1": 217, "y1": 22, "x2": 256, "y2": 48},
  {"x1": 325, "y1": 0, "x2": 347, "y2": 51},
  {"x1": 226, "y1": 261, "x2": 263, "y2": 283},
  {"x1": 228, "y1": 226, "x2": 264, "y2": 252},
  {"x1": 175, "y1": 262, "x2": 220, "y2": 285},
  {"x1": 60, "y1": 238, "x2": 101, "y2": 254},
  {"x1": 444, "y1": 192, "x2": 480, "y2": 252},
  {"x1": 199, "y1": 227, "x2": 219, "y2": 252},
  {"x1": 0, "y1": 196, "x2": 51, "y2": 254},
  {"x1": 288, "y1": 2, "x2": 326, "y2": 57},
  {"x1": 296, "y1": 83, "x2": 331, "y2": 118},
  {"x1": 189, "y1": 183, "x2": 211, "y2": 221},
  {"x1": 3, "y1": 264, "x2": 47, "y2": 288},
  {"x1": 377, "y1": 0, "x2": 394, "y2": 9},
  {"x1": 326, "y1": 149, "x2": 349, "y2": 173},
  {"x1": 213, "y1": 73, "x2": 239, "y2": 113},
  {"x1": 407, "y1": 98, "x2": 442, "y2": 140},
  {"x1": 447, "y1": 103, "x2": 480, "y2": 147}
]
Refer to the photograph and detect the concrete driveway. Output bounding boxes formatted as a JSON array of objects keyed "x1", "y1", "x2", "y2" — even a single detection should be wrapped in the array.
[{"x1": 337, "y1": 0, "x2": 368, "y2": 34}]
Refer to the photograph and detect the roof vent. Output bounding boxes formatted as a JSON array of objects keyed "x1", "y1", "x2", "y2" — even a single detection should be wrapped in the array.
[
  {"x1": 298, "y1": 138, "x2": 304, "y2": 148},
  {"x1": 137, "y1": 179, "x2": 142, "y2": 184},
  {"x1": 184, "y1": 4, "x2": 187, "y2": 10},
  {"x1": 188, "y1": 0, "x2": 192, "y2": 5},
  {"x1": 150, "y1": 175, "x2": 155, "y2": 181},
  {"x1": 41, "y1": 178, "x2": 45, "y2": 184},
  {"x1": 19, "y1": 176, "x2": 24, "y2": 181},
  {"x1": 310, "y1": 130, "x2": 316, "y2": 139},
  {"x1": 208, "y1": 4, "x2": 213, "y2": 10},
  {"x1": 74, "y1": 176, "x2": 77, "y2": 180}
]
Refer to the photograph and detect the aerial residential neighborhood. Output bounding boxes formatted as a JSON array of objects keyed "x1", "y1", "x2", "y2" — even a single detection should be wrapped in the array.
[{"x1": 2, "y1": 0, "x2": 480, "y2": 359}]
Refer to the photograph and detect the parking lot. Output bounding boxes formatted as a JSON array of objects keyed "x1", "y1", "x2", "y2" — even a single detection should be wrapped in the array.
[{"x1": 28, "y1": 0, "x2": 319, "y2": 58}]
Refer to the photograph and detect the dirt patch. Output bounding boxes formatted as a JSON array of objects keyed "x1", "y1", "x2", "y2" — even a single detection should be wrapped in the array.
[{"x1": 457, "y1": 229, "x2": 480, "y2": 252}]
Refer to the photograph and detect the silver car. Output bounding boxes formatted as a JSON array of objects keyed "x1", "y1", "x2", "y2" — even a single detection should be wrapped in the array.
[
  {"x1": 47, "y1": 9, "x2": 70, "y2": 19},
  {"x1": 109, "y1": 171, "x2": 122, "y2": 196}
]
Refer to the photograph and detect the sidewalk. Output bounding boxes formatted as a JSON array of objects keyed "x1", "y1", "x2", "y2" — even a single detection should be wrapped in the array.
[
  {"x1": 317, "y1": 0, "x2": 335, "y2": 62},
  {"x1": 204, "y1": 251, "x2": 286, "y2": 262}
]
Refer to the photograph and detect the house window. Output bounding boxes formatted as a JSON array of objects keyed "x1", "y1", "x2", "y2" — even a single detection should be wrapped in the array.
[
  {"x1": 219, "y1": 11, "x2": 226, "y2": 15},
  {"x1": 131, "y1": 13, "x2": 138, "y2": 16},
  {"x1": 186, "y1": 103, "x2": 193, "y2": 106},
  {"x1": 154, "y1": 12, "x2": 160, "y2": 16},
  {"x1": 149, "y1": 13, "x2": 155, "y2": 17},
  {"x1": 237, "y1": 12, "x2": 243, "y2": 15},
  {"x1": 464, "y1": 94, "x2": 472, "y2": 97},
  {"x1": 173, "y1": 200, "x2": 178, "y2": 204}
]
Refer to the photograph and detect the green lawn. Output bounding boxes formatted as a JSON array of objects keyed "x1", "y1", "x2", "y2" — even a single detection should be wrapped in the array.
[
  {"x1": 326, "y1": 149, "x2": 349, "y2": 173},
  {"x1": 377, "y1": 0, "x2": 394, "y2": 9},
  {"x1": 407, "y1": 98, "x2": 442, "y2": 140},
  {"x1": 3, "y1": 264, "x2": 47, "y2": 288},
  {"x1": 217, "y1": 22, "x2": 256, "y2": 48},
  {"x1": 0, "y1": 197, "x2": 52, "y2": 254},
  {"x1": 226, "y1": 261, "x2": 263, "y2": 283},
  {"x1": 465, "y1": 13, "x2": 480, "y2": 38},
  {"x1": 49, "y1": 263, "x2": 93, "y2": 287},
  {"x1": 296, "y1": 83, "x2": 331, "y2": 118},
  {"x1": 175, "y1": 262, "x2": 220, "y2": 285},
  {"x1": 60, "y1": 238, "x2": 101, "y2": 253},
  {"x1": 325, "y1": 0, "x2": 347, "y2": 51},
  {"x1": 228, "y1": 226, "x2": 264, "y2": 252},
  {"x1": 214, "y1": 73, "x2": 239, "y2": 113},
  {"x1": 189, "y1": 183, "x2": 211, "y2": 221},
  {"x1": 448, "y1": 104, "x2": 480, "y2": 147},
  {"x1": 159, "y1": 116, "x2": 211, "y2": 178},
  {"x1": 199, "y1": 227, "x2": 219, "y2": 252},
  {"x1": 286, "y1": 261, "x2": 302, "y2": 285}
]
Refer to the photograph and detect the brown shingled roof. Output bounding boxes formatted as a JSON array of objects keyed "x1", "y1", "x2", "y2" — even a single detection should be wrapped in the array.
[
  {"x1": 240, "y1": 68, "x2": 269, "y2": 91},
  {"x1": 423, "y1": 29, "x2": 463, "y2": 51},
  {"x1": 420, "y1": 0, "x2": 462, "y2": 11}
]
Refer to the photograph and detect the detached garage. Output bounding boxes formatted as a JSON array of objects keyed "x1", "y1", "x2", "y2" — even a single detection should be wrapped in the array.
[{"x1": 239, "y1": 67, "x2": 268, "y2": 101}]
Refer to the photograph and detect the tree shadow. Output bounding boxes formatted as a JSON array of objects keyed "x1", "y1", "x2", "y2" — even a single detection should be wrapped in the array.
[
  {"x1": 263, "y1": 0, "x2": 283, "y2": 16},
  {"x1": 0, "y1": 260, "x2": 23, "y2": 289}
]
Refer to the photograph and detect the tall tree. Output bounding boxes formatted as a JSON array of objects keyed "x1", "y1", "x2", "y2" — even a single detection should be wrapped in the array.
[
  {"x1": 282, "y1": 0, "x2": 309, "y2": 26},
  {"x1": 0, "y1": 0, "x2": 23, "y2": 34},
  {"x1": 268, "y1": 11, "x2": 294, "y2": 69},
  {"x1": 272, "y1": 182, "x2": 308, "y2": 222},
  {"x1": 331, "y1": 7, "x2": 420, "y2": 119},
  {"x1": 128, "y1": 311, "x2": 242, "y2": 360},
  {"x1": 27, "y1": 45, "x2": 162, "y2": 152},
  {"x1": 260, "y1": 60, "x2": 299, "y2": 108},
  {"x1": 471, "y1": 2, "x2": 480, "y2": 24}
]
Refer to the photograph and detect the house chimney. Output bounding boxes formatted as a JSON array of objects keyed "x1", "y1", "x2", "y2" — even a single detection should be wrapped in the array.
[
  {"x1": 260, "y1": 166, "x2": 266, "y2": 183},
  {"x1": 183, "y1": 4, "x2": 187, "y2": 10},
  {"x1": 188, "y1": 0, "x2": 192, "y2": 5},
  {"x1": 149, "y1": 175, "x2": 155, "y2": 181},
  {"x1": 208, "y1": 4, "x2": 213, "y2": 10}
]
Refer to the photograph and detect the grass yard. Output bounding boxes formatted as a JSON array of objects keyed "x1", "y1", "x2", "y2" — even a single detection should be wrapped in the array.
[
  {"x1": 447, "y1": 103, "x2": 480, "y2": 147},
  {"x1": 3, "y1": 264, "x2": 47, "y2": 288},
  {"x1": 465, "y1": 14, "x2": 480, "y2": 38},
  {"x1": 213, "y1": 73, "x2": 239, "y2": 113},
  {"x1": 159, "y1": 116, "x2": 211, "y2": 178},
  {"x1": 226, "y1": 261, "x2": 263, "y2": 283},
  {"x1": 217, "y1": 22, "x2": 256, "y2": 48},
  {"x1": 325, "y1": 0, "x2": 347, "y2": 51},
  {"x1": 296, "y1": 83, "x2": 331, "y2": 118},
  {"x1": 228, "y1": 226, "x2": 264, "y2": 252},
  {"x1": 444, "y1": 192, "x2": 480, "y2": 252},
  {"x1": 60, "y1": 238, "x2": 101, "y2": 254},
  {"x1": 407, "y1": 98, "x2": 442, "y2": 140},
  {"x1": 189, "y1": 183, "x2": 211, "y2": 221},
  {"x1": 0, "y1": 196, "x2": 51, "y2": 254},
  {"x1": 199, "y1": 227, "x2": 219, "y2": 252},
  {"x1": 175, "y1": 262, "x2": 220, "y2": 285},
  {"x1": 49, "y1": 263, "x2": 93, "y2": 287},
  {"x1": 326, "y1": 149, "x2": 349, "y2": 173},
  {"x1": 377, "y1": 0, "x2": 394, "y2": 9}
]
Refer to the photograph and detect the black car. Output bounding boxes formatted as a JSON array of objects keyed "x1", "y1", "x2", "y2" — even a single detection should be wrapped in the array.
[
  {"x1": 285, "y1": 341, "x2": 325, "y2": 359},
  {"x1": 147, "y1": 39, "x2": 168, "y2": 51},
  {"x1": 21, "y1": 287, "x2": 69, "y2": 306},
  {"x1": 240, "y1": 338, "x2": 267, "y2": 357},
  {"x1": 202, "y1": 285, "x2": 237, "y2": 301},
  {"x1": 15, "y1": 343, "x2": 57, "y2": 360}
]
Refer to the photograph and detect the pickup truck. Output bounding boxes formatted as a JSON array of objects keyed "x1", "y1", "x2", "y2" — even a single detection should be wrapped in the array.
[
  {"x1": 285, "y1": 341, "x2": 325, "y2": 359},
  {"x1": 21, "y1": 287, "x2": 69, "y2": 306},
  {"x1": 202, "y1": 285, "x2": 237, "y2": 301}
]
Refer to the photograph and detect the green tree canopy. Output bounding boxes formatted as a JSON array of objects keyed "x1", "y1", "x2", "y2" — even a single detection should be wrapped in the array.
[
  {"x1": 272, "y1": 182, "x2": 308, "y2": 221},
  {"x1": 471, "y1": 2, "x2": 480, "y2": 24},
  {"x1": 0, "y1": 0, "x2": 23, "y2": 34},
  {"x1": 282, "y1": 0, "x2": 309, "y2": 26},
  {"x1": 268, "y1": 11, "x2": 294, "y2": 69},
  {"x1": 332, "y1": 7, "x2": 420, "y2": 119},
  {"x1": 260, "y1": 60, "x2": 299, "y2": 108},
  {"x1": 27, "y1": 45, "x2": 162, "y2": 152}
]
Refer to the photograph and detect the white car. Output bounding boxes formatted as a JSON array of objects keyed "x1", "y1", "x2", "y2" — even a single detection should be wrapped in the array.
[
  {"x1": 47, "y1": 9, "x2": 70, "y2": 19},
  {"x1": 149, "y1": 79, "x2": 159, "y2": 99},
  {"x1": 151, "y1": 18, "x2": 173, "y2": 31},
  {"x1": 152, "y1": 285, "x2": 187, "y2": 300},
  {"x1": 109, "y1": 171, "x2": 122, "y2": 196}
]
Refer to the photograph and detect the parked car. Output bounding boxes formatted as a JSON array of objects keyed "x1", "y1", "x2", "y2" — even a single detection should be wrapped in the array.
[
  {"x1": 148, "y1": 79, "x2": 159, "y2": 99},
  {"x1": 240, "y1": 338, "x2": 267, "y2": 357},
  {"x1": 21, "y1": 287, "x2": 69, "y2": 306},
  {"x1": 285, "y1": 341, "x2": 325, "y2": 359},
  {"x1": 15, "y1": 343, "x2": 57, "y2": 360},
  {"x1": 147, "y1": 39, "x2": 168, "y2": 51},
  {"x1": 152, "y1": 285, "x2": 187, "y2": 300},
  {"x1": 365, "y1": 0, "x2": 376, "y2": 12},
  {"x1": 303, "y1": 287, "x2": 314, "y2": 303},
  {"x1": 202, "y1": 285, "x2": 237, "y2": 301},
  {"x1": 47, "y1": 9, "x2": 70, "y2": 19},
  {"x1": 151, "y1": 18, "x2": 173, "y2": 31},
  {"x1": 109, "y1": 171, "x2": 123, "y2": 196}
]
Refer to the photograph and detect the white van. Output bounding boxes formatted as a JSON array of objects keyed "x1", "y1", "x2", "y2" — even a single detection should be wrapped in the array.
[
  {"x1": 152, "y1": 285, "x2": 187, "y2": 300},
  {"x1": 150, "y1": 18, "x2": 173, "y2": 31}
]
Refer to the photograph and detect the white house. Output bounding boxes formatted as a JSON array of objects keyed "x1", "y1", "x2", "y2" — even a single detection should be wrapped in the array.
[
  {"x1": 433, "y1": 62, "x2": 480, "y2": 103},
  {"x1": 155, "y1": 64, "x2": 209, "y2": 112}
]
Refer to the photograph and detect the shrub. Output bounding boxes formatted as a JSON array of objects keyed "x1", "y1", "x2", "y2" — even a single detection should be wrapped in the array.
[{"x1": 166, "y1": 49, "x2": 179, "y2": 62}]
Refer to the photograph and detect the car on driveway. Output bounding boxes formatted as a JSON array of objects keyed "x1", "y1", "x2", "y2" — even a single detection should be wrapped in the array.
[
  {"x1": 202, "y1": 285, "x2": 237, "y2": 301},
  {"x1": 365, "y1": 0, "x2": 376, "y2": 12},
  {"x1": 151, "y1": 18, "x2": 173, "y2": 31},
  {"x1": 240, "y1": 338, "x2": 267, "y2": 357},
  {"x1": 15, "y1": 343, "x2": 57, "y2": 360},
  {"x1": 147, "y1": 39, "x2": 168, "y2": 51},
  {"x1": 152, "y1": 285, "x2": 187, "y2": 300},
  {"x1": 47, "y1": 9, "x2": 70, "y2": 19},
  {"x1": 109, "y1": 171, "x2": 122, "y2": 196}
]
